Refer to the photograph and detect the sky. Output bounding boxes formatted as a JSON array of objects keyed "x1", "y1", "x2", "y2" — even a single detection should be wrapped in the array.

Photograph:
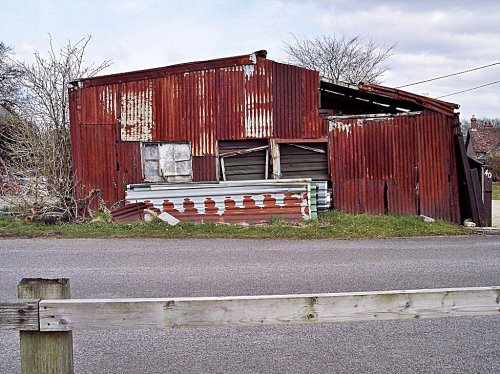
[{"x1": 1, "y1": 0, "x2": 499, "y2": 121}]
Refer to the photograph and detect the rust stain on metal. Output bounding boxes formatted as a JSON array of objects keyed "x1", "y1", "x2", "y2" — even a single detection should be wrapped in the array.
[
  {"x1": 121, "y1": 80, "x2": 154, "y2": 141},
  {"x1": 156, "y1": 192, "x2": 306, "y2": 224}
]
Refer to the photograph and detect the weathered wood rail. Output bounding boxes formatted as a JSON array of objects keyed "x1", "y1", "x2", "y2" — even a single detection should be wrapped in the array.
[{"x1": 1, "y1": 279, "x2": 499, "y2": 374}]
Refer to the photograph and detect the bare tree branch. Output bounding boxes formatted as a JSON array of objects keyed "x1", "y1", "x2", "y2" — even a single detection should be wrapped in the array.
[
  {"x1": 284, "y1": 34, "x2": 395, "y2": 84},
  {"x1": 0, "y1": 36, "x2": 112, "y2": 217}
]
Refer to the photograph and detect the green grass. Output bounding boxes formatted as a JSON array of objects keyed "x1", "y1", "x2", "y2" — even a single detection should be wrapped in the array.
[
  {"x1": 0, "y1": 210, "x2": 465, "y2": 240},
  {"x1": 493, "y1": 183, "x2": 500, "y2": 200}
]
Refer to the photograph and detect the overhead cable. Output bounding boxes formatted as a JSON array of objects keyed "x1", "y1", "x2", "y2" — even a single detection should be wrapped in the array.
[
  {"x1": 396, "y1": 61, "x2": 500, "y2": 88},
  {"x1": 436, "y1": 80, "x2": 500, "y2": 99}
]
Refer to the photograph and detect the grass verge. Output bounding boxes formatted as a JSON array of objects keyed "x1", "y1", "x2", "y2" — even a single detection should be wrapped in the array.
[
  {"x1": 493, "y1": 182, "x2": 500, "y2": 200},
  {"x1": 0, "y1": 210, "x2": 465, "y2": 239}
]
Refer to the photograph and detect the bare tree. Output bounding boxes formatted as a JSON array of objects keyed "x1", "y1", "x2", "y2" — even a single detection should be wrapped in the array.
[
  {"x1": 284, "y1": 34, "x2": 394, "y2": 84},
  {"x1": 0, "y1": 42, "x2": 24, "y2": 110},
  {"x1": 0, "y1": 36, "x2": 111, "y2": 216}
]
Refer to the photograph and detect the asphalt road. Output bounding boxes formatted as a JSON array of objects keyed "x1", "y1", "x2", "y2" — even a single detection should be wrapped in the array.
[{"x1": 0, "y1": 236, "x2": 499, "y2": 373}]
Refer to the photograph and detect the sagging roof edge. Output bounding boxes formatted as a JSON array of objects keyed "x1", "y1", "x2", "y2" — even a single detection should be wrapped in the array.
[
  {"x1": 71, "y1": 50, "x2": 268, "y2": 88},
  {"x1": 320, "y1": 79, "x2": 459, "y2": 117},
  {"x1": 358, "y1": 82, "x2": 460, "y2": 114}
]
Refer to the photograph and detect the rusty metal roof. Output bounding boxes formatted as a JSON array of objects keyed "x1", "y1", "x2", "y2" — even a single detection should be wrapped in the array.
[
  {"x1": 358, "y1": 83, "x2": 460, "y2": 117},
  {"x1": 72, "y1": 50, "x2": 268, "y2": 88}
]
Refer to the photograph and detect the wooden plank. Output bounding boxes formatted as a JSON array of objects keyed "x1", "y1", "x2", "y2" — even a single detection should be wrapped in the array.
[
  {"x1": 19, "y1": 278, "x2": 74, "y2": 374},
  {"x1": 39, "y1": 287, "x2": 500, "y2": 332},
  {"x1": 0, "y1": 300, "x2": 39, "y2": 331}
]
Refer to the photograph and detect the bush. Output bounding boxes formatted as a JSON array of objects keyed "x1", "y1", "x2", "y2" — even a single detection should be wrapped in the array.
[{"x1": 489, "y1": 151, "x2": 500, "y2": 181}]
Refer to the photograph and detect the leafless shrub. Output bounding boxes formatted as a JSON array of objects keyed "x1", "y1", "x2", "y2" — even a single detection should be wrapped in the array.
[
  {"x1": 284, "y1": 34, "x2": 394, "y2": 84},
  {"x1": 0, "y1": 36, "x2": 111, "y2": 217}
]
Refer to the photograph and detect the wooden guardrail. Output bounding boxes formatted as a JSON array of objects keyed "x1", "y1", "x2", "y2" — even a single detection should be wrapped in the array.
[{"x1": 1, "y1": 279, "x2": 499, "y2": 374}]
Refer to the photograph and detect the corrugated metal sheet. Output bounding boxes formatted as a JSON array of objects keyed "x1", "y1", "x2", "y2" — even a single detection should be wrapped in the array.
[
  {"x1": 70, "y1": 85, "x2": 142, "y2": 208},
  {"x1": 110, "y1": 202, "x2": 149, "y2": 224},
  {"x1": 79, "y1": 84, "x2": 119, "y2": 125},
  {"x1": 219, "y1": 140, "x2": 268, "y2": 180},
  {"x1": 121, "y1": 80, "x2": 154, "y2": 141},
  {"x1": 280, "y1": 143, "x2": 329, "y2": 180},
  {"x1": 126, "y1": 180, "x2": 312, "y2": 224},
  {"x1": 328, "y1": 111, "x2": 460, "y2": 222},
  {"x1": 192, "y1": 156, "x2": 217, "y2": 182},
  {"x1": 272, "y1": 63, "x2": 324, "y2": 139}
]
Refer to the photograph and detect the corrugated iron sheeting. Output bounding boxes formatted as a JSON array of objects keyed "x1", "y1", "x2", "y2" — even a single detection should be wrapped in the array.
[
  {"x1": 153, "y1": 70, "x2": 216, "y2": 156},
  {"x1": 416, "y1": 112, "x2": 460, "y2": 222},
  {"x1": 272, "y1": 63, "x2": 324, "y2": 139},
  {"x1": 111, "y1": 202, "x2": 149, "y2": 224},
  {"x1": 79, "y1": 84, "x2": 120, "y2": 125},
  {"x1": 121, "y1": 80, "x2": 154, "y2": 141},
  {"x1": 329, "y1": 112, "x2": 460, "y2": 222},
  {"x1": 126, "y1": 181, "x2": 312, "y2": 224},
  {"x1": 70, "y1": 84, "x2": 142, "y2": 208},
  {"x1": 192, "y1": 156, "x2": 217, "y2": 182},
  {"x1": 244, "y1": 58, "x2": 273, "y2": 138}
]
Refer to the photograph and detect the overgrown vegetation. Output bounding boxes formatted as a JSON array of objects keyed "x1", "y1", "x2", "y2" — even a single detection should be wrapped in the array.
[
  {"x1": 0, "y1": 36, "x2": 111, "y2": 217},
  {"x1": 0, "y1": 211, "x2": 465, "y2": 239}
]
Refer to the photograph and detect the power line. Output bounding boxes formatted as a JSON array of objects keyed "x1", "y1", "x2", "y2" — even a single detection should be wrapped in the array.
[
  {"x1": 396, "y1": 61, "x2": 500, "y2": 88},
  {"x1": 436, "y1": 80, "x2": 500, "y2": 99}
]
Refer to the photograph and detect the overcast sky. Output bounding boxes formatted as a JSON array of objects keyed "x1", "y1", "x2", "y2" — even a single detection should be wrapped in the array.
[{"x1": 2, "y1": 0, "x2": 499, "y2": 121}]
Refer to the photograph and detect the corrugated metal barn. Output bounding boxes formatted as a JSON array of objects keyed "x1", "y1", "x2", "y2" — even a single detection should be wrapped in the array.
[{"x1": 69, "y1": 50, "x2": 469, "y2": 224}]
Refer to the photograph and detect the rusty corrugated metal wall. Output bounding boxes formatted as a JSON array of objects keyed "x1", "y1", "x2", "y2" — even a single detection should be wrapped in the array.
[
  {"x1": 328, "y1": 111, "x2": 460, "y2": 222},
  {"x1": 70, "y1": 54, "x2": 324, "y2": 206}
]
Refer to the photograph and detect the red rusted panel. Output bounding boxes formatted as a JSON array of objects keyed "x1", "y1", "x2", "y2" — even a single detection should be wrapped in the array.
[
  {"x1": 272, "y1": 62, "x2": 324, "y2": 139},
  {"x1": 216, "y1": 66, "x2": 246, "y2": 140},
  {"x1": 111, "y1": 202, "x2": 149, "y2": 224},
  {"x1": 301, "y1": 68, "x2": 325, "y2": 138},
  {"x1": 71, "y1": 92, "x2": 142, "y2": 211},
  {"x1": 79, "y1": 84, "x2": 119, "y2": 125},
  {"x1": 329, "y1": 112, "x2": 460, "y2": 222},
  {"x1": 273, "y1": 62, "x2": 301, "y2": 138},
  {"x1": 192, "y1": 156, "x2": 216, "y2": 182},
  {"x1": 416, "y1": 111, "x2": 460, "y2": 222}
]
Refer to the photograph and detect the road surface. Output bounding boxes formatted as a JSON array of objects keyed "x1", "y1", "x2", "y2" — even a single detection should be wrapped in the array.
[{"x1": 0, "y1": 236, "x2": 499, "y2": 373}]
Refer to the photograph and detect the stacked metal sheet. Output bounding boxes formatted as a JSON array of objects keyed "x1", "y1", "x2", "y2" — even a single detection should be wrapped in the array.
[{"x1": 126, "y1": 179, "x2": 330, "y2": 224}]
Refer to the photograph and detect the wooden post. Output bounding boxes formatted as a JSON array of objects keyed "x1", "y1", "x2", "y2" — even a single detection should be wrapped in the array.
[
  {"x1": 18, "y1": 278, "x2": 74, "y2": 374},
  {"x1": 269, "y1": 139, "x2": 281, "y2": 179}
]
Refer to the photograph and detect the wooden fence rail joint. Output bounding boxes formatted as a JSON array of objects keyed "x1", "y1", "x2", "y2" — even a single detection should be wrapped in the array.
[{"x1": 0, "y1": 299, "x2": 40, "y2": 331}]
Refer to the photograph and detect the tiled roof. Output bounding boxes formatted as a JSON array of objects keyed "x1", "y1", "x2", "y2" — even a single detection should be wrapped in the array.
[{"x1": 468, "y1": 126, "x2": 500, "y2": 155}]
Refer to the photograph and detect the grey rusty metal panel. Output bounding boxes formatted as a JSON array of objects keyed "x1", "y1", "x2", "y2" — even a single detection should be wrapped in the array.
[
  {"x1": 219, "y1": 140, "x2": 268, "y2": 181},
  {"x1": 126, "y1": 180, "x2": 313, "y2": 223},
  {"x1": 279, "y1": 143, "x2": 329, "y2": 181}
]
